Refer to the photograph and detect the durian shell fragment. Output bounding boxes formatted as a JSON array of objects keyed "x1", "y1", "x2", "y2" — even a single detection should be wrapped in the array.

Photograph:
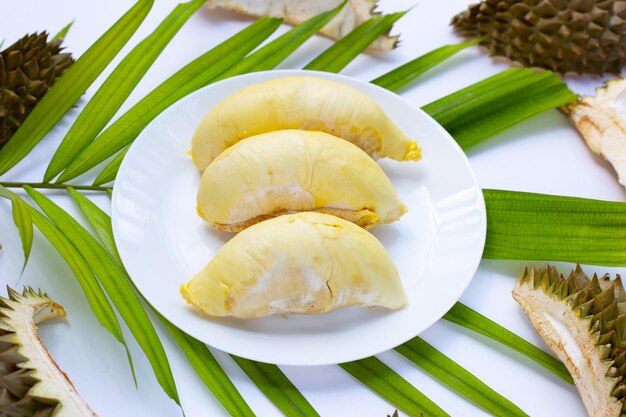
[
  {"x1": 206, "y1": 0, "x2": 399, "y2": 51},
  {"x1": 452, "y1": 0, "x2": 626, "y2": 75},
  {"x1": 181, "y1": 212, "x2": 407, "y2": 319},
  {"x1": 197, "y1": 130, "x2": 407, "y2": 232},
  {"x1": 191, "y1": 76, "x2": 421, "y2": 170},
  {"x1": 0, "y1": 287, "x2": 96, "y2": 417},
  {"x1": 0, "y1": 32, "x2": 74, "y2": 146},
  {"x1": 513, "y1": 265, "x2": 626, "y2": 417},
  {"x1": 564, "y1": 78, "x2": 626, "y2": 190}
]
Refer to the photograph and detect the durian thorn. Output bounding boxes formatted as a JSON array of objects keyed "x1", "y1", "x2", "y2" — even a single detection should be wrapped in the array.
[
  {"x1": 0, "y1": 286, "x2": 96, "y2": 416},
  {"x1": 514, "y1": 264, "x2": 626, "y2": 416}
]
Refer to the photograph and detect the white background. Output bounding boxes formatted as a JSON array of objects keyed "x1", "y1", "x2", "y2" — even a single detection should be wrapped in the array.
[{"x1": 1, "y1": 0, "x2": 626, "y2": 416}]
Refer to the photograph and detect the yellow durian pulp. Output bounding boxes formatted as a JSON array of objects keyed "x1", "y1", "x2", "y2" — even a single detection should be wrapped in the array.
[
  {"x1": 191, "y1": 76, "x2": 421, "y2": 170},
  {"x1": 180, "y1": 212, "x2": 407, "y2": 319},
  {"x1": 196, "y1": 129, "x2": 407, "y2": 232}
]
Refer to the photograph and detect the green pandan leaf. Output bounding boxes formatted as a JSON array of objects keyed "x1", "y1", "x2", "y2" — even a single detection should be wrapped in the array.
[
  {"x1": 304, "y1": 11, "x2": 406, "y2": 73},
  {"x1": 89, "y1": 5, "x2": 344, "y2": 184},
  {"x1": 232, "y1": 356, "x2": 320, "y2": 417},
  {"x1": 216, "y1": 1, "x2": 346, "y2": 80},
  {"x1": 422, "y1": 68, "x2": 578, "y2": 150},
  {"x1": 396, "y1": 337, "x2": 528, "y2": 417},
  {"x1": 483, "y1": 189, "x2": 626, "y2": 266},
  {"x1": 371, "y1": 39, "x2": 481, "y2": 92},
  {"x1": 0, "y1": 186, "x2": 129, "y2": 370},
  {"x1": 0, "y1": 0, "x2": 154, "y2": 176},
  {"x1": 9, "y1": 192, "x2": 32, "y2": 272},
  {"x1": 67, "y1": 188, "x2": 121, "y2": 263},
  {"x1": 24, "y1": 186, "x2": 180, "y2": 405},
  {"x1": 157, "y1": 313, "x2": 256, "y2": 417},
  {"x1": 55, "y1": 17, "x2": 282, "y2": 183},
  {"x1": 444, "y1": 302, "x2": 572, "y2": 384},
  {"x1": 72, "y1": 189, "x2": 255, "y2": 416},
  {"x1": 341, "y1": 357, "x2": 449, "y2": 417},
  {"x1": 52, "y1": 20, "x2": 74, "y2": 41},
  {"x1": 92, "y1": 146, "x2": 128, "y2": 186},
  {"x1": 46, "y1": 0, "x2": 205, "y2": 183},
  {"x1": 216, "y1": 1, "x2": 346, "y2": 81},
  {"x1": 0, "y1": 186, "x2": 33, "y2": 271}
]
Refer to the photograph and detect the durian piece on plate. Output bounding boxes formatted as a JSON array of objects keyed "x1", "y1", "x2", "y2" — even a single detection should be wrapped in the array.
[
  {"x1": 513, "y1": 265, "x2": 626, "y2": 417},
  {"x1": 206, "y1": 0, "x2": 399, "y2": 51},
  {"x1": 197, "y1": 129, "x2": 407, "y2": 232},
  {"x1": 191, "y1": 76, "x2": 421, "y2": 170},
  {"x1": 0, "y1": 287, "x2": 96, "y2": 417},
  {"x1": 181, "y1": 212, "x2": 407, "y2": 319},
  {"x1": 564, "y1": 78, "x2": 626, "y2": 189},
  {"x1": 452, "y1": 0, "x2": 626, "y2": 75}
]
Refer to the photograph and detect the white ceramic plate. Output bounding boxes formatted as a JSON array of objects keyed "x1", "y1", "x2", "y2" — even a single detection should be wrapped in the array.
[{"x1": 112, "y1": 70, "x2": 486, "y2": 366}]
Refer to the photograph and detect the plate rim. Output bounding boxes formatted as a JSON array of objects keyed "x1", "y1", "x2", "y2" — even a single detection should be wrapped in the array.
[{"x1": 112, "y1": 69, "x2": 487, "y2": 365}]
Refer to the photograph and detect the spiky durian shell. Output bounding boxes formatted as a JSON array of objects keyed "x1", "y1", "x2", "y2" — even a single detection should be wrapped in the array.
[
  {"x1": 0, "y1": 287, "x2": 95, "y2": 417},
  {"x1": 0, "y1": 32, "x2": 73, "y2": 147},
  {"x1": 452, "y1": 0, "x2": 626, "y2": 75},
  {"x1": 513, "y1": 265, "x2": 626, "y2": 416}
]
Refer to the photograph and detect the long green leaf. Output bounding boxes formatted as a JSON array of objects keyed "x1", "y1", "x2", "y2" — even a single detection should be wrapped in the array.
[
  {"x1": 72, "y1": 190, "x2": 254, "y2": 416},
  {"x1": 340, "y1": 357, "x2": 449, "y2": 417},
  {"x1": 232, "y1": 356, "x2": 319, "y2": 417},
  {"x1": 53, "y1": 20, "x2": 74, "y2": 41},
  {"x1": 24, "y1": 186, "x2": 179, "y2": 404},
  {"x1": 67, "y1": 188, "x2": 121, "y2": 263},
  {"x1": 0, "y1": 0, "x2": 154, "y2": 176},
  {"x1": 396, "y1": 338, "x2": 528, "y2": 417},
  {"x1": 55, "y1": 17, "x2": 282, "y2": 183},
  {"x1": 46, "y1": 0, "x2": 205, "y2": 182},
  {"x1": 484, "y1": 189, "x2": 626, "y2": 266},
  {"x1": 371, "y1": 39, "x2": 481, "y2": 92},
  {"x1": 444, "y1": 303, "x2": 573, "y2": 384},
  {"x1": 158, "y1": 314, "x2": 256, "y2": 417},
  {"x1": 93, "y1": 146, "x2": 129, "y2": 186},
  {"x1": 216, "y1": 2, "x2": 346, "y2": 80},
  {"x1": 0, "y1": 186, "x2": 127, "y2": 353},
  {"x1": 304, "y1": 12, "x2": 405, "y2": 73},
  {"x1": 422, "y1": 68, "x2": 578, "y2": 150},
  {"x1": 8, "y1": 193, "x2": 33, "y2": 272},
  {"x1": 90, "y1": 6, "x2": 344, "y2": 184}
]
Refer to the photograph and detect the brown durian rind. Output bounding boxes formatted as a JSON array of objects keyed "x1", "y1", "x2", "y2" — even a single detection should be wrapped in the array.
[
  {"x1": 452, "y1": 0, "x2": 626, "y2": 75},
  {"x1": 513, "y1": 265, "x2": 626, "y2": 417},
  {"x1": 0, "y1": 287, "x2": 96, "y2": 417}
]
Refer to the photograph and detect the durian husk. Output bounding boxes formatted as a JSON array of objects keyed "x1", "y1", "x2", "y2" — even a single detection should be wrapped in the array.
[
  {"x1": 513, "y1": 265, "x2": 626, "y2": 417},
  {"x1": 206, "y1": 0, "x2": 399, "y2": 51},
  {"x1": 0, "y1": 287, "x2": 96, "y2": 417},
  {"x1": 563, "y1": 78, "x2": 626, "y2": 190},
  {"x1": 452, "y1": 0, "x2": 626, "y2": 75},
  {"x1": 0, "y1": 32, "x2": 74, "y2": 147}
]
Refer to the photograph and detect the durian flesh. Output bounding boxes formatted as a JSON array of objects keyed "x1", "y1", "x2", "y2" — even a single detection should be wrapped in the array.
[
  {"x1": 513, "y1": 265, "x2": 626, "y2": 417},
  {"x1": 191, "y1": 76, "x2": 421, "y2": 170},
  {"x1": 564, "y1": 78, "x2": 626, "y2": 190},
  {"x1": 181, "y1": 212, "x2": 407, "y2": 319},
  {"x1": 0, "y1": 287, "x2": 96, "y2": 417},
  {"x1": 206, "y1": 0, "x2": 399, "y2": 51},
  {"x1": 197, "y1": 129, "x2": 407, "y2": 232}
]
